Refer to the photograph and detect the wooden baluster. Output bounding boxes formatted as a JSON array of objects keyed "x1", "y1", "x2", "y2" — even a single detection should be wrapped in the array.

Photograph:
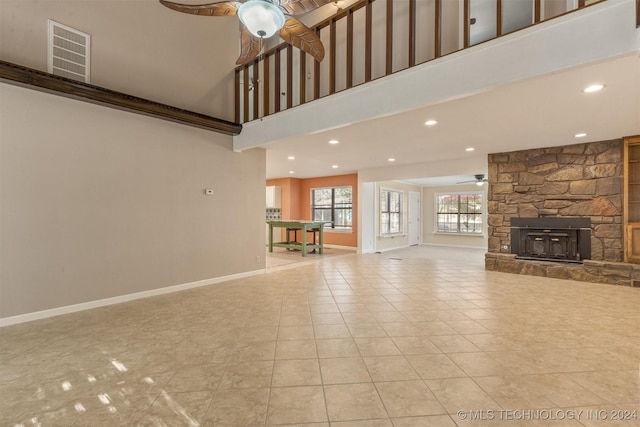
[
  {"x1": 243, "y1": 66, "x2": 250, "y2": 121},
  {"x1": 275, "y1": 49, "x2": 281, "y2": 113},
  {"x1": 497, "y1": 0, "x2": 503, "y2": 37},
  {"x1": 435, "y1": 0, "x2": 442, "y2": 58},
  {"x1": 409, "y1": 0, "x2": 416, "y2": 67},
  {"x1": 263, "y1": 54, "x2": 270, "y2": 118},
  {"x1": 234, "y1": 68, "x2": 240, "y2": 123},
  {"x1": 314, "y1": 28, "x2": 321, "y2": 100},
  {"x1": 347, "y1": 9, "x2": 353, "y2": 89},
  {"x1": 464, "y1": 0, "x2": 470, "y2": 48},
  {"x1": 299, "y1": 51, "x2": 306, "y2": 105},
  {"x1": 386, "y1": 0, "x2": 393, "y2": 75},
  {"x1": 287, "y1": 45, "x2": 293, "y2": 109},
  {"x1": 330, "y1": 19, "x2": 336, "y2": 95},
  {"x1": 252, "y1": 60, "x2": 259, "y2": 120},
  {"x1": 365, "y1": 0, "x2": 372, "y2": 83}
]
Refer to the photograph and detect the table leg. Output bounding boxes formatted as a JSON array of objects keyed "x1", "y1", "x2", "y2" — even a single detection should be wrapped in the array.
[
  {"x1": 268, "y1": 224, "x2": 273, "y2": 252},
  {"x1": 311, "y1": 230, "x2": 317, "y2": 253},
  {"x1": 319, "y1": 226, "x2": 323, "y2": 254},
  {"x1": 302, "y1": 225, "x2": 307, "y2": 256}
]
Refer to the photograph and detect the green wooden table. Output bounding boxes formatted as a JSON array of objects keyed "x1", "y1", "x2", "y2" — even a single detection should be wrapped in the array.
[{"x1": 267, "y1": 220, "x2": 324, "y2": 256}]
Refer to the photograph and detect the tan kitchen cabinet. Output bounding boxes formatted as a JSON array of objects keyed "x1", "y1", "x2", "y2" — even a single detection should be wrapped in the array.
[{"x1": 624, "y1": 135, "x2": 640, "y2": 263}]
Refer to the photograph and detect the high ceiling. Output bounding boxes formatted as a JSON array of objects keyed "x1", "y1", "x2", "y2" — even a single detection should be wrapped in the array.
[
  {"x1": 123, "y1": 0, "x2": 639, "y2": 187},
  {"x1": 264, "y1": 53, "x2": 640, "y2": 185}
]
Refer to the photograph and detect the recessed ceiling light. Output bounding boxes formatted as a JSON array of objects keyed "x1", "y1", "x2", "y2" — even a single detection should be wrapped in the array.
[
  {"x1": 465, "y1": 147, "x2": 475, "y2": 152},
  {"x1": 388, "y1": 158, "x2": 396, "y2": 162},
  {"x1": 583, "y1": 84, "x2": 604, "y2": 93},
  {"x1": 424, "y1": 119, "x2": 438, "y2": 126},
  {"x1": 575, "y1": 132, "x2": 588, "y2": 138},
  {"x1": 328, "y1": 139, "x2": 339, "y2": 144},
  {"x1": 332, "y1": 165, "x2": 339, "y2": 169},
  {"x1": 289, "y1": 170, "x2": 295, "y2": 174},
  {"x1": 287, "y1": 156, "x2": 295, "y2": 160}
]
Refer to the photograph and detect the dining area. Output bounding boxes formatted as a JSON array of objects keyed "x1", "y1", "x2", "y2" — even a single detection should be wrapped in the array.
[{"x1": 267, "y1": 220, "x2": 325, "y2": 257}]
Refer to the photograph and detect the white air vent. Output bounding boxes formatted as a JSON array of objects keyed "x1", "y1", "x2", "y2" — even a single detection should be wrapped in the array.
[{"x1": 48, "y1": 20, "x2": 90, "y2": 83}]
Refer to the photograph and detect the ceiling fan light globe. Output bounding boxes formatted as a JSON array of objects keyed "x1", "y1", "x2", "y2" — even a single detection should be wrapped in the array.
[{"x1": 238, "y1": 0, "x2": 285, "y2": 39}]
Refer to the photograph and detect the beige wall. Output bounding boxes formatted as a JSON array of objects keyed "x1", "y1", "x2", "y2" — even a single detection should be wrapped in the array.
[
  {"x1": 0, "y1": 0, "x2": 239, "y2": 121},
  {"x1": 0, "y1": 84, "x2": 266, "y2": 318},
  {"x1": 422, "y1": 184, "x2": 488, "y2": 249}
]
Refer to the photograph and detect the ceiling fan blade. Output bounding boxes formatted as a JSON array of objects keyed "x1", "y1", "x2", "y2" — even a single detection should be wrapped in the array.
[
  {"x1": 457, "y1": 174, "x2": 488, "y2": 184},
  {"x1": 279, "y1": 0, "x2": 335, "y2": 15},
  {"x1": 278, "y1": 17, "x2": 324, "y2": 62},
  {"x1": 159, "y1": 0, "x2": 239, "y2": 16},
  {"x1": 236, "y1": 25, "x2": 263, "y2": 65}
]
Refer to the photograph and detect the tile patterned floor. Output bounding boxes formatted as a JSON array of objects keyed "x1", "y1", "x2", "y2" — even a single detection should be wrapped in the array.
[{"x1": 1, "y1": 247, "x2": 639, "y2": 426}]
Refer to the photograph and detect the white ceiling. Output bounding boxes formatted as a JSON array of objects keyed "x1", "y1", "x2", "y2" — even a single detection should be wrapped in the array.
[{"x1": 265, "y1": 53, "x2": 640, "y2": 185}]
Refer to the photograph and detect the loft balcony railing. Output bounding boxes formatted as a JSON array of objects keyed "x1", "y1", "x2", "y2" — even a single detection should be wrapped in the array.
[{"x1": 234, "y1": 0, "x2": 605, "y2": 124}]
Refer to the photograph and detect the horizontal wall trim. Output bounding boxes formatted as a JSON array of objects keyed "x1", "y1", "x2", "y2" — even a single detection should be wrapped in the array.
[
  {"x1": 0, "y1": 269, "x2": 265, "y2": 327},
  {"x1": 0, "y1": 60, "x2": 242, "y2": 136}
]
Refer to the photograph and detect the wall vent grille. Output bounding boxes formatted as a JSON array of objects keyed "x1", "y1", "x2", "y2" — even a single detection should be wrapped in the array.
[{"x1": 48, "y1": 20, "x2": 90, "y2": 83}]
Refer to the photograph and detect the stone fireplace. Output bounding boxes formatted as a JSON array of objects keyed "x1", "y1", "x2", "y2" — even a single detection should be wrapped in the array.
[{"x1": 484, "y1": 139, "x2": 640, "y2": 287}]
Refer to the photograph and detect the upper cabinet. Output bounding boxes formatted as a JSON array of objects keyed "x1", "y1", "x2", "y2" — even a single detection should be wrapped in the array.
[
  {"x1": 623, "y1": 135, "x2": 640, "y2": 263},
  {"x1": 266, "y1": 186, "x2": 281, "y2": 209}
]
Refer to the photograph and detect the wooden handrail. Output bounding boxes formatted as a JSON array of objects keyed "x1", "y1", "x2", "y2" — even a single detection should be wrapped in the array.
[{"x1": 235, "y1": 0, "x2": 609, "y2": 124}]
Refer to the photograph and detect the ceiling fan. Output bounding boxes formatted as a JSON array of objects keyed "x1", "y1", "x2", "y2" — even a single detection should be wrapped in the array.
[
  {"x1": 159, "y1": 0, "x2": 334, "y2": 65},
  {"x1": 457, "y1": 174, "x2": 488, "y2": 186}
]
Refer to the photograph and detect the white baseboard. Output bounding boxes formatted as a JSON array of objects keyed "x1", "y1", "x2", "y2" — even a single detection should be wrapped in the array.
[
  {"x1": 358, "y1": 249, "x2": 377, "y2": 254},
  {"x1": 374, "y1": 246, "x2": 409, "y2": 253},
  {"x1": 421, "y1": 243, "x2": 487, "y2": 250},
  {"x1": 324, "y1": 244, "x2": 357, "y2": 251},
  {"x1": 373, "y1": 243, "x2": 487, "y2": 254},
  {"x1": 0, "y1": 268, "x2": 266, "y2": 327}
]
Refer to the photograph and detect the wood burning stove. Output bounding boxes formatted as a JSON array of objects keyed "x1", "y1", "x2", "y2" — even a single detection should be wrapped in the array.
[{"x1": 510, "y1": 217, "x2": 590, "y2": 263}]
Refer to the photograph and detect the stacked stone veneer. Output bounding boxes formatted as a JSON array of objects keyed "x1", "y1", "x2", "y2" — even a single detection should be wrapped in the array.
[{"x1": 485, "y1": 139, "x2": 640, "y2": 287}]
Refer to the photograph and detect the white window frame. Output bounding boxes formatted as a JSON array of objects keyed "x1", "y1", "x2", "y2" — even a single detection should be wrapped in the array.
[
  {"x1": 380, "y1": 188, "x2": 403, "y2": 236},
  {"x1": 434, "y1": 191, "x2": 486, "y2": 236}
]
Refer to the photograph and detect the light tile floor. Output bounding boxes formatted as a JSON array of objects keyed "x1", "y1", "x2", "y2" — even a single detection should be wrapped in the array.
[{"x1": 1, "y1": 247, "x2": 639, "y2": 426}]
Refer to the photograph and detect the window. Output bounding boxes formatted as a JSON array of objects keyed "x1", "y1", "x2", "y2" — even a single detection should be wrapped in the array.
[
  {"x1": 436, "y1": 192, "x2": 484, "y2": 234},
  {"x1": 380, "y1": 189, "x2": 402, "y2": 235},
  {"x1": 311, "y1": 186, "x2": 352, "y2": 230}
]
